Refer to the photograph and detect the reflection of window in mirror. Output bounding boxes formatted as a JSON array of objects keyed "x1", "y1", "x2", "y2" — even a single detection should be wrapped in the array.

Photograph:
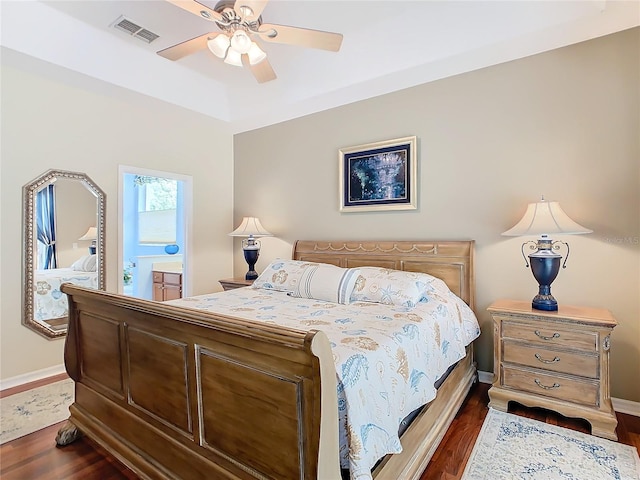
[{"x1": 135, "y1": 176, "x2": 178, "y2": 245}]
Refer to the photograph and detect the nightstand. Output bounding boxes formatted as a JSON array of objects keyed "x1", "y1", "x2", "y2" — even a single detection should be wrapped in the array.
[
  {"x1": 219, "y1": 277, "x2": 254, "y2": 291},
  {"x1": 487, "y1": 299, "x2": 618, "y2": 440}
]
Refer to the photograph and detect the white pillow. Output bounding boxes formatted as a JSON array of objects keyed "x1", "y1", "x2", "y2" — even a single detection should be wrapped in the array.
[
  {"x1": 289, "y1": 264, "x2": 360, "y2": 305},
  {"x1": 253, "y1": 259, "x2": 316, "y2": 293},
  {"x1": 71, "y1": 254, "x2": 97, "y2": 272},
  {"x1": 350, "y1": 267, "x2": 450, "y2": 307}
]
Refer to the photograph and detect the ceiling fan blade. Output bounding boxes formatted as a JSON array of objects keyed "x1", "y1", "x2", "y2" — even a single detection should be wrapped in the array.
[
  {"x1": 157, "y1": 32, "x2": 216, "y2": 60},
  {"x1": 241, "y1": 54, "x2": 277, "y2": 83},
  {"x1": 257, "y1": 23, "x2": 343, "y2": 52},
  {"x1": 165, "y1": 0, "x2": 224, "y2": 23},
  {"x1": 234, "y1": 0, "x2": 269, "y2": 21}
]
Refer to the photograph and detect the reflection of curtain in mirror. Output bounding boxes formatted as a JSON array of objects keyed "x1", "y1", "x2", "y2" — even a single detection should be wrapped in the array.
[{"x1": 36, "y1": 184, "x2": 58, "y2": 269}]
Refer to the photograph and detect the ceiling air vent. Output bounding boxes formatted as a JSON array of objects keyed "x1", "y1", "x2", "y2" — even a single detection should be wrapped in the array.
[{"x1": 111, "y1": 15, "x2": 159, "y2": 44}]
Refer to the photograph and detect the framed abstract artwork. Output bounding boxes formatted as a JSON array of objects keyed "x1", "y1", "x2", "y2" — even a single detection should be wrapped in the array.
[{"x1": 339, "y1": 136, "x2": 417, "y2": 212}]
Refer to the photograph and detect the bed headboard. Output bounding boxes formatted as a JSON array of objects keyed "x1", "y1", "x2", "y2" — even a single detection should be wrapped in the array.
[{"x1": 293, "y1": 240, "x2": 475, "y2": 311}]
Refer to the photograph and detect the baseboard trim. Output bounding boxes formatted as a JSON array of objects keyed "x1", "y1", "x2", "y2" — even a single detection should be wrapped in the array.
[
  {"x1": 477, "y1": 370, "x2": 639, "y2": 418},
  {"x1": 478, "y1": 370, "x2": 493, "y2": 385},
  {"x1": 0, "y1": 364, "x2": 66, "y2": 392},
  {"x1": 612, "y1": 397, "x2": 640, "y2": 417}
]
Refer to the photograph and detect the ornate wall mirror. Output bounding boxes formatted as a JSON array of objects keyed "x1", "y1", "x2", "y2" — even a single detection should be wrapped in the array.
[{"x1": 22, "y1": 169, "x2": 105, "y2": 339}]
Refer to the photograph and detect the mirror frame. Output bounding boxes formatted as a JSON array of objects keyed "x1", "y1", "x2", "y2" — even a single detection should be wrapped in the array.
[{"x1": 22, "y1": 169, "x2": 106, "y2": 339}]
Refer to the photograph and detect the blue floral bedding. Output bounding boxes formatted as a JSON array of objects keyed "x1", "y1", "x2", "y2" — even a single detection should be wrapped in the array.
[
  {"x1": 169, "y1": 286, "x2": 480, "y2": 479},
  {"x1": 34, "y1": 268, "x2": 98, "y2": 321}
]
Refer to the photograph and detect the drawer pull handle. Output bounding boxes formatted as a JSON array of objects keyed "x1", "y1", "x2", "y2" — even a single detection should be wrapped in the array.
[
  {"x1": 534, "y1": 379, "x2": 560, "y2": 390},
  {"x1": 534, "y1": 353, "x2": 560, "y2": 364},
  {"x1": 534, "y1": 330, "x2": 560, "y2": 341}
]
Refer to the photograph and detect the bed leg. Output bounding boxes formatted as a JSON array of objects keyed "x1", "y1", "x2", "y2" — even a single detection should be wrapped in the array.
[{"x1": 55, "y1": 418, "x2": 82, "y2": 446}]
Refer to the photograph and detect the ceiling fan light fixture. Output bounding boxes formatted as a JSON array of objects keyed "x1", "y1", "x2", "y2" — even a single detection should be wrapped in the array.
[
  {"x1": 230, "y1": 30, "x2": 252, "y2": 54},
  {"x1": 207, "y1": 34, "x2": 230, "y2": 58},
  {"x1": 161, "y1": 0, "x2": 344, "y2": 83},
  {"x1": 247, "y1": 42, "x2": 267, "y2": 65},
  {"x1": 224, "y1": 48, "x2": 243, "y2": 67}
]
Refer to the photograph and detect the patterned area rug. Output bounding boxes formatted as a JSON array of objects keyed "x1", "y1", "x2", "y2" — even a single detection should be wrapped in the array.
[
  {"x1": 0, "y1": 379, "x2": 74, "y2": 444},
  {"x1": 462, "y1": 408, "x2": 640, "y2": 480}
]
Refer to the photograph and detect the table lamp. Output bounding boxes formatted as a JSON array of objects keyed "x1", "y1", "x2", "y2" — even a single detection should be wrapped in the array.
[
  {"x1": 502, "y1": 197, "x2": 592, "y2": 311},
  {"x1": 79, "y1": 226, "x2": 98, "y2": 255},
  {"x1": 229, "y1": 217, "x2": 272, "y2": 280}
]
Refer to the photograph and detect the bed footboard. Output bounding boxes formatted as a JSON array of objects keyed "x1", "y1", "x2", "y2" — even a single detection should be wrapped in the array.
[{"x1": 58, "y1": 284, "x2": 340, "y2": 480}]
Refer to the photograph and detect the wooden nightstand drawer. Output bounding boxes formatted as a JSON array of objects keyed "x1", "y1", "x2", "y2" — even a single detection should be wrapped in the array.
[
  {"x1": 503, "y1": 342, "x2": 598, "y2": 378},
  {"x1": 502, "y1": 321, "x2": 597, "y2": 352},
  {"x1": 503, "y1": 366, "x2": 598, "y2": 407}
]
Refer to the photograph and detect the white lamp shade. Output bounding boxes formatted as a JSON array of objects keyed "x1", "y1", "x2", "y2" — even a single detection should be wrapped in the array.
[
  {"x1": 207, "y1": 34, "x2": 230, "y2": 58},
  {"x1": 230, "y1": 30, "x2": 252, "y2": 54},
  {"x1": 224, "y1": 48, "x2": 243, "y2": 67},
  {"x1": 79, "y1": 226, "x2": 97, "y2": 241},
  {"x1": 229, "y1": 217, "x2": 272, "y2": 237},
  {"x1": 247, "y1": 42, "x2": 267, "y2": 65},
  {"x1": 502, "y1": 200, "x2": 592, "y2": 236}
]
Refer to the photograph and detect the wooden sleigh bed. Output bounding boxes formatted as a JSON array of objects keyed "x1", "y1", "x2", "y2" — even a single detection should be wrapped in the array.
[{"x1": 57, "y1": 240, "x2": 478, "y2": 480}]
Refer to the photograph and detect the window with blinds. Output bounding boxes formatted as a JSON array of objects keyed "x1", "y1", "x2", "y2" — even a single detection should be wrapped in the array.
[{"x1": 136, "y1": 177, "x2": 178, "y2": 245}]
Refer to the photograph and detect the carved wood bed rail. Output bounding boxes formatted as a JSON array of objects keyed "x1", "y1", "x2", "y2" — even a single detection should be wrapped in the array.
[{"x1": 57, "y1": 240, "x2": 477, "y2": 480}]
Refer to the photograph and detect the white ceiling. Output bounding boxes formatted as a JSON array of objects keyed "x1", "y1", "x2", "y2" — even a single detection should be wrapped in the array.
[{"x1": 2, "y1": 1, "x2": 638, "y2": 133}]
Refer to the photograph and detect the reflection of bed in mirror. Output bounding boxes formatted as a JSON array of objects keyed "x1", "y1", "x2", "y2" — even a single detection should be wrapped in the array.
[
  {"x1": 57, "y1": 240, "x2": 478, "y2": 480},
  {"x1": 34, "y1": 262, "x2": 98, "y2": 329}
]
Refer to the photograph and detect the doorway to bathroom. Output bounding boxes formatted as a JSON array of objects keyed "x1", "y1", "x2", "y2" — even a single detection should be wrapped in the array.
[{"x1": 118, "y1": 166, "x2": 192, "y2": 300}]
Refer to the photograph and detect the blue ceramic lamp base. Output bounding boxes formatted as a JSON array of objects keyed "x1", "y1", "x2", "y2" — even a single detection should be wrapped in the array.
[
  {"x1": 243, "y1": 247, "x2": 260, "y2": 280},
  {"x1": 530, "y1": 261, "x2": 559, "y2": 311},
  {"x1": 526, "y1": 238, "x2": 565, "y2": 311}
]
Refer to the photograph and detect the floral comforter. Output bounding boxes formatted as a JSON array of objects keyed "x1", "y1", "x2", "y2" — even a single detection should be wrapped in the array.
[
  {"x1": 34, "y1": 268, "x2": 98, "y2": 321},
  {"x1": 169, "y1": 286, "x2": 480, "y2": 480}
]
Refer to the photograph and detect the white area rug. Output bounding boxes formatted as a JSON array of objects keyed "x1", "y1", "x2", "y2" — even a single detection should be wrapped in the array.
[
  {"x1": 0, "y1": 379, "x2": 74, "y2": 444},
  {"x1": 462, "y1": 408, "x2": 640, "y2": 480}
]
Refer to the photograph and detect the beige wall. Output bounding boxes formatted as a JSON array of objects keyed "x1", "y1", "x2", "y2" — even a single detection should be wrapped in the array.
[
  {"x1": 0, "y1": 57, "x2": 234, "y2": 381},
  {"x1": 233, "y1": 28, "x2": 640, "y2": 402}
]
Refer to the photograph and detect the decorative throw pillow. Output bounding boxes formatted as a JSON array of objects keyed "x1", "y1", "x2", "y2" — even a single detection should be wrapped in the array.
[
  {"x1": 252, "y1": 259, "x2": 318, "y2": 293},
  {"x1": 289, "y1": 264, "x2": 360, "y2": 304},
  {"x1": 350, "y1": 267, "x2": 450, "y2": 307},
  {"x1": 71, "y1": 254, "x2": 97, "y2": 272}
]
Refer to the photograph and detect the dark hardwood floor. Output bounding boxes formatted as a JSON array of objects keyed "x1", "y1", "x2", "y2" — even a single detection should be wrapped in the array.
[
  {"x1": 1, "y1": 382, "x2": 638, "y2": 479},
  {"x1": 421, "y1": 383, "x2": 640, "y2": 479}
]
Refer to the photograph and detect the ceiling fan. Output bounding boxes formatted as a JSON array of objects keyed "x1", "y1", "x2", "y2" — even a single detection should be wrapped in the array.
[{"x1": 157, "y1": 0, "x2": 343, "y2": 83}]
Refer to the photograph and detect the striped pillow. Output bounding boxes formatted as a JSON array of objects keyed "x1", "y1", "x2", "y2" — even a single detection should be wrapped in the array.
[{"x1": 290, "y1": 264, "x2": 360, "y2": 305}]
